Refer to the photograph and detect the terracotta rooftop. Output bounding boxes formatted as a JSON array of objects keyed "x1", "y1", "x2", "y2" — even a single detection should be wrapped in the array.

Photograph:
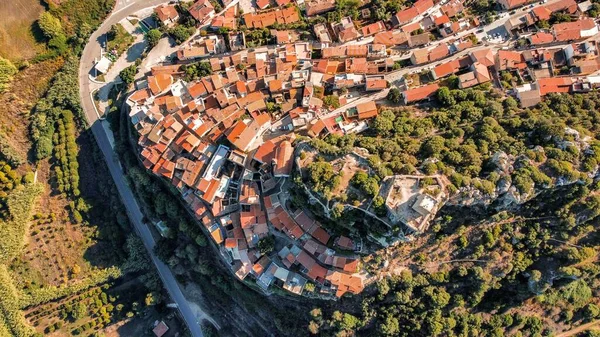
[
  {"x1": 403, "y1": 83, "x2": 440, "y2": 103},
  {"x1": 470, "y1": 48, "x2": 495, "y2": 67},
  {"x1": 356, "y1": 101, "x2": 378, "y2": 120},
  {"x1": 528, "y1": 32, "x2": 555, "y2": 45},
  {"x1": 243, "y1": 6, "x2": 300, "y2": 28},
  {"x1": 154, "y1": 5, "x2": 178, "y2": 23},
  {"x1": 537, "y1": 77, "x2": 573, "y2": 95},
  {"x1": 361, "y1": 21, "x2": 385, "y2": 37}
]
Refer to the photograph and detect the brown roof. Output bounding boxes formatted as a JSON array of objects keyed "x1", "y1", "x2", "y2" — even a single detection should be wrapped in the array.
[
  {"x1": 189, "y1": 0, "x2": 214, "y2": 22},
  {"x1": 296, "y1": 251, "x2": 316, "y2": 269},
  {"x1": 528, "y1": 32, "x2": 554, "y2": 45},
  {"x1": 403, "y1": 83, "x2": 440, "y2": 103},
  {"x1": 574, "y1": 57, "x2": 600, "y2": 75},
  {"x1": 373, "y1": 31, "x2": 408, "y2": 46},
  {"x1": 433, "y1": 59, "x2": 460, "y2": 78},
  {"x1": 361, "y1": 21, "x2": 385, "y2": 36},
  {"x1": 148, "y1": 74, "x2": 173, "y2": 95},
  {"x1": 409, "y1": 33, "x2": 430, "y2": 47},
  {"x1": 243, "y1": 6, "x2": 300, "y2": 28},
  {"x1": 366, "y1": 78, "x2": 388, "y2": 90},
  {"x1": 310, "y1": 226, "x2": 330, "y2": 245},
  {"x1": 538, "y1": 77, "x2": 573, "y2": 95},
  {"x1": 305, "y1": 0, "x2": 336, "y2": 16},
  {"x1": 470, "y1": 48, "x2": 495, "y2": 67},
  {"x1": 553, "y1": 19, "x2": 596, "y2": 42},
  {"x1": 517, "y1": 85, "x2": 541, "y2": 107},
  {"x1": 336, "y1": 236, "x2": 354, "y2": 250},
  {"x1": 154, "y1": 5, "x2": 179, "y2": 23},
  {"x1": 356, "y1": 101, "x2": 378, "y2": 120},
  {"x1": 273, "y1": 140, "x2": 294, "y2": 176}
]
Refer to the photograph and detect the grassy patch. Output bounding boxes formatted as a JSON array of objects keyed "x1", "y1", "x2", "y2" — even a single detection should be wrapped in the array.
[
  {"x1": 107, "y1": 24, "x2": 135, "y2": 58},
  {"x1": 0, "y1": 0, "x2": 47, "y2": 61}
]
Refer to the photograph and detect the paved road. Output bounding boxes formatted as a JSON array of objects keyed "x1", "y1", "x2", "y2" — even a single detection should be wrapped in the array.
[{"x1": 78, "y1": 2, "x2": 207, "y2": 337}]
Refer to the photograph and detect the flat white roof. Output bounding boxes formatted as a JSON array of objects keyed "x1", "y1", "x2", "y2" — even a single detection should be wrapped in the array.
[
  {"x1": 203, "y1": 144, "x2": 229, "y2": 180},
  {"x1": 95, "y1": 56, "x2": 112, "y2": 74}
]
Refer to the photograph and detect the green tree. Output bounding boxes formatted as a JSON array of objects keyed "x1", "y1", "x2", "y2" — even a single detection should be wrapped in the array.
[
  {"x1": 387, "y1": 88, "x2": 402, "y2": 103},
  {"x1": 38, "y1": 12, "x2": 64, "y2": 39},
  {"x1": 146, "y1": 29, "x2": 162, "y2": 48},
  {"x1": 169, "y1": 25, "x2": 195, "y2": 44},
  {"x1": 307, "y1": 161, "x2": 340, "y2": 197},
  {"x1": 323, "y1": 95, "x2": 340, "y2": 109},
  {"x1": 258, "y1": 236, "x2": 275, "y2": 254},
  {"x1": 584, "y1": 304, "x2": 600, "y2": 320},
  {"x1": 437, "y1": 87, "x2": 455, "y2": 106},
  {"x1": 70, "y1": 302, "x2": 87, "y2": 320},
  {"x1": 119, "y1": 64, "x2": 137, "y2": 85},
  {"x1": 379, "y1": 314, "x2": 400, "y2": 336}
]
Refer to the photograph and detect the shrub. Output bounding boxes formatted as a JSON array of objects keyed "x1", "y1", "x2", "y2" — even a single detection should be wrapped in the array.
[{"x1": 0, "y1": 57, "x2": 18, "y2": 93}]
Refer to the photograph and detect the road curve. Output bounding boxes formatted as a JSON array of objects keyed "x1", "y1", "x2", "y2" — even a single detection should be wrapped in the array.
[{"x1": 78, "y1": 2, "x2": 205, "y2": 337}]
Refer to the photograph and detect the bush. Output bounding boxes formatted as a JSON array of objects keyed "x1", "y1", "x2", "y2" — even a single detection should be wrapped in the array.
[
  {"x1": 0, "y1": 57, "x2": 18, "y2": 93},
  {"x1": 0, "y1": 132, "x2": 25, "y2": 167},
  {"x1": 119, "y1": 65, "x2": 137, "y2": 85},
  {"x1": 146, "y1": 29, "x2": 162, "y2": 48},
  {"x1": 38, "y1": 12, "x2": 65, "y2": 39}
]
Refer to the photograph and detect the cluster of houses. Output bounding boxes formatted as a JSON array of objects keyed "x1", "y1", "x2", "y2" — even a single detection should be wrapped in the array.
[{"x1": 126, "y1": 34, "x2": 374, "y2": 297}]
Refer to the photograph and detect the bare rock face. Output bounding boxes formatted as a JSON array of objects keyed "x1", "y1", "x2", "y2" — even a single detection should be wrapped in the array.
[
  {"x1": 490, "y1": 151, "x2": 513, "y2": 174},
  {"x1": 496, "y1": 177, "x2": 511, "y2": 195},
  {"x1": 495, "y1": 186, "x2": 525, "y2": 210}
]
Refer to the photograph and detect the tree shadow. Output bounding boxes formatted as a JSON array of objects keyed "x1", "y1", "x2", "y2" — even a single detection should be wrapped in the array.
[
  {"x1": 30, "y1": 21, "x2": 48, "y2": 45},
  {"x1": 76, "y1": 128, "x2": 131, "y2": 269},
  {"x1": 126, "y1": 41, "x2": 146, "y2": 63}
]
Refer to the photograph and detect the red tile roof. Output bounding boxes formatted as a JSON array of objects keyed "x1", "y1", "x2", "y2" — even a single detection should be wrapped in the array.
[
  {"x1": 154, "y1": 4, "x2": 179, "y2": 23},
  {"x1": 373, "y1": 31, "x2": 408, "y2": 46},
  {"x1": 433, "y1": 59, "x2": 460, "y2": 78},
  {"x1": 529, "y1": 32, "x2": 555, "y2": 45},
  {"x1": 361, "y1": 21, "x2": 385, "y2": 36},
  {"x1": 356, "y1": 101, "x2": 378, "y2": 120},
  {"x1": 470, "y1": 48, "x2": 495, "y2": 67},
  {"x1": 274, "y1": 140, "x2": 294, "y2": 177},
  {"x1": 403, "y1": 83, "x2": 440, "y2": 103},
  {"x1": 243, "y1": 6, "x2": 299, "y2": 28},
  {"x1": 553, "y1": 19, "x2": 596, "y2": 42},
  {"x1": 394, "y1": 7, "x2": 420, "y2": 26},
  {"x1": 537, "y1": 77, "x2": 573, "y2": 95},
  {"x1": 434, "y1": 14, "x2": 450, "y2": 26},
  {"x1": 310, "y1": 227, "x2": 330, "y2": 245},
  {"x1": 402, "y1": 21, "x2": 422, "y2": 34}
]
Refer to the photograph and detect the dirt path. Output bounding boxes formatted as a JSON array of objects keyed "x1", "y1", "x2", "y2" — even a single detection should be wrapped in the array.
[{"x1": 556, "y1": 320, "x2": 600, "y2": 337}]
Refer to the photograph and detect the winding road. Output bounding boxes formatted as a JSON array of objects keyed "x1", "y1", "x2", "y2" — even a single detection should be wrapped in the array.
[{"x1": 78, "y1": 1, "x2": 207, "y2": 337}]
